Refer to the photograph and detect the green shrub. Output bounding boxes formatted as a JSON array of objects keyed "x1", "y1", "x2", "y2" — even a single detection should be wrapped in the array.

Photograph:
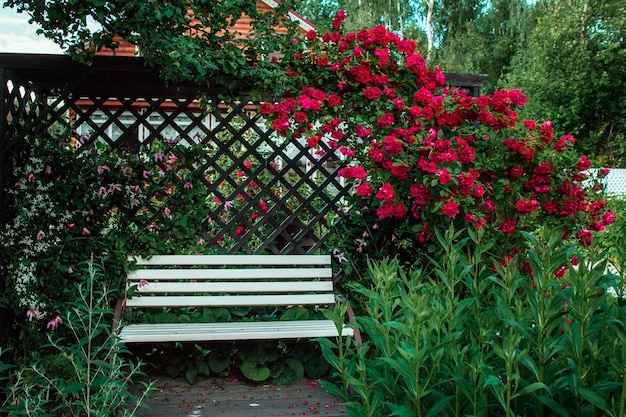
[
  {"x1": 319, "y1": 226, "x2": 626, "y2": 417},
  {"x1": 0, "y1": 257, "x2": 155, "y2": 417}
]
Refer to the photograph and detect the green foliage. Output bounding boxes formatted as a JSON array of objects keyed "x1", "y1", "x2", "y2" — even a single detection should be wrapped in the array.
[
  {"x1": 3, "y1": 0, "x2": 300, "y2": 93},
  {"x1": 434, "y1": 0, "x2": 534, "y2": 94},
  {"x1": 320, "y1": 225, "x2": 626, "y2": 416},
  {"x1": 0, "y1": 258, "x2": 155, "y2": 417},
  {"x1": 505, "y1": 0, "x2": 626, "y2": 164},
  {"x1": 0, "y1": 136, "x2": 212, "y2": 334},
  {"x1": 132, "y1": 339, "x2": 326, "y2": 385}
]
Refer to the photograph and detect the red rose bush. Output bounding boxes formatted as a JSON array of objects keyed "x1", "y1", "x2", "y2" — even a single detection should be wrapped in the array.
[{"x1": 263, "y1": 11, "x2": 612, "y2": 266}]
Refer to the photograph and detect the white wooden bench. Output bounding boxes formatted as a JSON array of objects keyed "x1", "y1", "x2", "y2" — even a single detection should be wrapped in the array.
[{"x1": 113, "y1": 254, "x2": 359, "y2": 344}]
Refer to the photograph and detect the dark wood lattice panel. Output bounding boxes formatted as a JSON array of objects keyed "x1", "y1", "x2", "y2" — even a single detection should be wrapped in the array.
[
  {"x1": 199, "y1": 101, "x2": 347, "y2": 254},
  {"x1": 66, "y1": 97, "x2": 350, "y2": 254}
]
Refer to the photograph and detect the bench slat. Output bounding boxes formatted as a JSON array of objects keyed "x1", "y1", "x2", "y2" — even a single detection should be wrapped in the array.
[
  {"x1": 135, "y1": 281, "x2": 334, "y2": 294},
  {"x1": 118, "y1": 320, "x2": 353, "y2": 343},
  {"x1": 128, "y1": 267, "x2": 332, "y2": 280},
  {"x1": 125, "y1": 293, "x2": 336, "y2": 308},
  {"x1": 131, "y1": 255, "x2": 331, "y2": 266}
]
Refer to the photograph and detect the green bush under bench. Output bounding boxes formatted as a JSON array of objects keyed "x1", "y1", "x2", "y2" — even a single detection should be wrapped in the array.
[{"x1": 113, "y1": 254, "x2": 360, "y2": 344}]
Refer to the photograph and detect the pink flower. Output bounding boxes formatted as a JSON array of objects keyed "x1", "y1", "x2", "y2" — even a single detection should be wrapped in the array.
[
  {"x1": 37, "y1": 230, "x2": 46, "y2": 239},
  {"x1": 47, "y1": 316, "x2": 63, "y2": 331},
  {"x1": 26, "y1": 307, "x2": 41, "y2": 321},
  {"x1": 68, "y1": 267, "x2": 73, "y2": 274},
  {"x1": 97, "y1": 165, "x2": 111, "y2": 174},
  {"x1": 198, "y1": 238, "x2": 205, "y2": 245},
  {"x1": 28, "y1": 173, "x2": 36, "y2": 182},
  {"x1": 333, "y1": 248, "x2": 347, "y2": 263},
  {"x1": 82, "y1": 227, "x2": 90, "y2": 236},
  {"x1": 139, "y1": 279, "x2": 149, "y2": 288}
]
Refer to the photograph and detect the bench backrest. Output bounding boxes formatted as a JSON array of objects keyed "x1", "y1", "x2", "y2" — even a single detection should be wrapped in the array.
[{"x1": 125, "y1": 255, "x2": 335, "y2": 309}]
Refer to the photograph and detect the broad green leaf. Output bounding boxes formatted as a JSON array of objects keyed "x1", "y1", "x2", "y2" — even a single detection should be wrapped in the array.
[
  {"x1": 240, "y1": 361, "x2": 270, "y2": 381},
  {"x1": 185, "y1": 366, "x2": 198, "y2": 384},
  {"x1": 513, "y1": 382, "x2": 549, "y2": 398},
  {"x1": 425, "y1": 395, "x2": 454, "y2": 417},
  {"x1": 61, "y1": 382, "x2": 85, "y2": 395}
]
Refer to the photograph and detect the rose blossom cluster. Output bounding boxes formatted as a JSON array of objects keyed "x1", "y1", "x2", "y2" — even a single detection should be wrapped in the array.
[{"x1": 262, "y1": 11, "x2": 612, "y2": 253}]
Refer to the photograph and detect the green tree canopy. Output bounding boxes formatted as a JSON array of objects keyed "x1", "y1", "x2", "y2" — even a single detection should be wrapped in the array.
[
  {"x1": 505, "y1": 0, "x2": 626, "y2": 164},
  {"x1": 4, "y1": 0, "x2": 299, "y2": 92}
]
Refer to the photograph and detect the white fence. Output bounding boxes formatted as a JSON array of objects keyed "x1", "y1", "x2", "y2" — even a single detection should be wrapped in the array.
[{"x1": 594, "y1": 168, "x2": 626, "y2": 197}]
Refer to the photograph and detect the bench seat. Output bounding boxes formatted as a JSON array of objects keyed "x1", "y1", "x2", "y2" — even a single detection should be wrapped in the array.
[
  {"x1": 119, "y1": 320, "x2": 353, "y2": 343},
  {"x1": 114, "y1": 254, "x2": 358, "y2": 344}
]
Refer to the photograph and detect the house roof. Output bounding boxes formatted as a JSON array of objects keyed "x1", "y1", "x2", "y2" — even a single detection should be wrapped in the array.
[{"x1": 261, "y1": 0, "x2": 316, "y2": 33}]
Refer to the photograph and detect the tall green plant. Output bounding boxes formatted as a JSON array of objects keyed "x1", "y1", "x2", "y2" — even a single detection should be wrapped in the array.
[
  {"x1": 320, "y1": 225, "x2": 626, "y2": 416},
  {"x1": 0, "y1": 257, "x2": 155, "y2": 416}
]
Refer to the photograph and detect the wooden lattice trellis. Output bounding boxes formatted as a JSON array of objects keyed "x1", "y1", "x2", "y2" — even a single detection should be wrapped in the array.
[{"x1": 0, "y1": 54, "x2": 351, "y2": 255}]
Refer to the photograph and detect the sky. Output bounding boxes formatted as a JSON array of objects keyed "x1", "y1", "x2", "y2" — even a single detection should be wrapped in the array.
[{"x1": 0, "y1": 3, "x2": 64, "y2": 54}]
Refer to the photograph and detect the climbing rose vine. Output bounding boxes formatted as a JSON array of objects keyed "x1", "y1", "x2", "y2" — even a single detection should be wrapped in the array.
[{"x1": 263, "y1": 11, "x2": 612, "y2": 261}]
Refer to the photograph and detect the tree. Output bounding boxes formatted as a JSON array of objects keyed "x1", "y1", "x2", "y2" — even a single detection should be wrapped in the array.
[
  {"x1": 506, "y1": 0, "x2": 626, "y2": 164},
  {"x1": 432, "y1": 0, "x2": 534, "y2": 93},
  {"x1": 3, "y1": 0, "x2": 300, "y2": 91}
]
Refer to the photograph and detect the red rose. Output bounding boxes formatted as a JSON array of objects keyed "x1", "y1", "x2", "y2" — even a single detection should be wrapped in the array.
[
  {"x1": 542, "y1": 201, "x2": 559, "y2": 214},
  {"x1": 441, "y1": 200, "x2": 459, "y2": 218},
  {"x1": 476, "y1": 95, "x2": 490, "y2": 108},
  {"x1": 338, "y1": 166, "x2": 367, "y2": 180},
  {"x1": 377, "y1": 113, "x2": 395, "y2": 128},
  {"x1": 509, "y1": 165, "x2": 524, "y2": 179},
  {"x1": 375, "y1": 183, "x2": 395, "y2": 201},
  {"x1": 438, "y1": 168, "x2": 451, "y2": 185},
  {"x1": 577, "y1": 155, "x2": 592, "y2": 171},
  {"x1": 484, "y1": 200, "x2": 496, "y2": 212},
  {"x1": 410, "y1": 184, "x2": 431, "y2": 206},
  {"x1": 327, "y1": 94, "x2": 342, "y2": 106},
  {"x1": 260, "y1": 103, "x2": 272, "y2": 115},
  {"x1": 356, "y1": 183, "x2": 374, "y2": 197},
  {"x1": 577, "y1": 229, "x2": 593, "y2": 247},
  {"x1": 376, "y1": 201, "x2": 394, "y2": 219},
  {"x1": 363, "y1": 87, "x2": 382, "y2": 100},
  {"x1": 523, "y1": 120, "x2": 536, "y2": 131},
  {"x1": 501, "y1": 218, "x2": 517, "y2": 234},
  {"x1": 294, "y1": 112, "x2": 307, "y2": 123}
]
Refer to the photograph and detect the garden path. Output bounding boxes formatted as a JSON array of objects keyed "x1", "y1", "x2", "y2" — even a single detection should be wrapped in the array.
[{"x1": 136, "y1": 375, "x2": 346, "y2": 417}]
